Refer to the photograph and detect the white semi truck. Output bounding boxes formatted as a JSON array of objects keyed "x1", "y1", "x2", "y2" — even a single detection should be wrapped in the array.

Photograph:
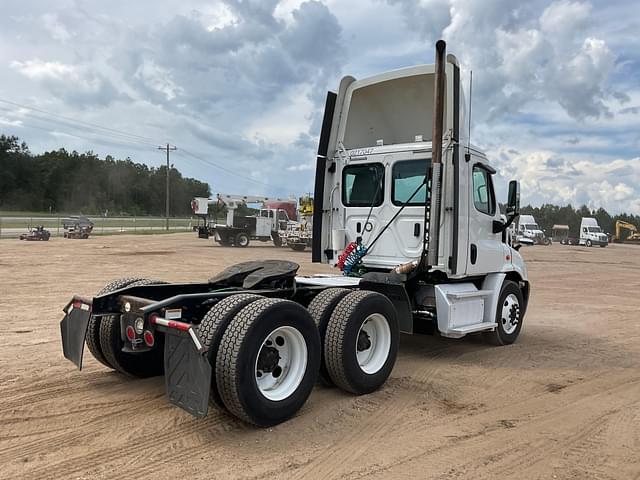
[
  {"x1": 60, "y1": 41, "x2": 530, "y2": 427},
  {"x1": 580, "y1": 217, "x2": 608, "y2": 247},
  {"x1": 518, "y1": 214, "x2": 551, "y2": 245}
]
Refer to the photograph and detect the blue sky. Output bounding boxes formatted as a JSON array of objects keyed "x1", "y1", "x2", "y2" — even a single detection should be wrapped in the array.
[{"x1": 0, "y1": 0, "x2": 638, "y2": 213}]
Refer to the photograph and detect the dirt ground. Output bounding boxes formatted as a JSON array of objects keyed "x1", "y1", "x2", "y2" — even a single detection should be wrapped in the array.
[{"x1": 0, "y1": 234, "x2": 638, "y2": 480}]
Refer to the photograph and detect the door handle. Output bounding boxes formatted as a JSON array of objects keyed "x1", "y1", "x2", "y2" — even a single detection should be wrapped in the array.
[
  {"x1": 413, "y1": 223, "x2": 420, "y2": 237},
  {"x1": 470, "y1": 244, "x2": 477, "y2": 264}
]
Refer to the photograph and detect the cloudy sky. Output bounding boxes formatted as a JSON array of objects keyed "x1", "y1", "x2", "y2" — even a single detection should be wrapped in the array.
[{"x1": 0, "y1": 0, "x2": 638, "y2": 213}]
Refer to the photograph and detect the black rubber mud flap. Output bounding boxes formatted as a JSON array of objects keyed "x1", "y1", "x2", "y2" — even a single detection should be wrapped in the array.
[
  {"x1": 60, "y1": 296, "x2": 93, "y2": 370},
  {"x1": 164, "y1": 329, "x2": 211, "y2": 418}
]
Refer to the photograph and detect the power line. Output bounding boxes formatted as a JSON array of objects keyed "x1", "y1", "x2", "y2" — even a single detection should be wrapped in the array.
[
  {"x1": 177, "y1": 148, "x2": 295, "y2": 195},
  {"x1": 0, "y1": 106, "x2": 159, "y2": 148},
  {"x1": 1, "y1": 117, "x2": 159, "y2": 152},
  {"x1": 0, "y1": 97, "x2": 165, "y2": 145}
]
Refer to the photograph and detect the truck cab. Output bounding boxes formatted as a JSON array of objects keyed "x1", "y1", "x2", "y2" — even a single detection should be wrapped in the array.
[
  {"x1": 312, "y1": 44, "x2": 529, "y2": 340},
  {"x1": 580, "y1": 217, "x2": 608, "y2": 247}
]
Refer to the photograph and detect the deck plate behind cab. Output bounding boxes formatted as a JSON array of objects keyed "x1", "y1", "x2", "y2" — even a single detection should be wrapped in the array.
[{"x1": 208, "y1": 260, "x2": 299, "y2": 289}]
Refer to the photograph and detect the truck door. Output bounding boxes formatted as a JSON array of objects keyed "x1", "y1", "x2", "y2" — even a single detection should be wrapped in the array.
[{"x1": 466, "y1": 163, "x2": 506, "y2": 275}]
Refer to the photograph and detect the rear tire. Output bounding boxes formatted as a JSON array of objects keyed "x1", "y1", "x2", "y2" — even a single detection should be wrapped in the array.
[
  {"x1": 324, "y1": 291, "x2": 398, "y2": 395},
  {"x1": 290, "y1": 243, "x2": 306, "y2": 252},
  {"x1": 99, "y1": 279, "x2": 167, "y2": 377},
  {"x1": 86, "y1": 277, "x2": 146, "y2": 369},
  {"x1": 307, "y1": 288, "x2": 351, "y2": 385},
  {"x1": 216, "y1": 298, "x2": 320, "y2": 426},
  {"x1": 198, "y1": 294, "x2": 263, "y2": 410},
  {"x1": 235, "y1": 232, "x2": 250, "y2": 248},
  {"x1": 484, "y1": 280, "x2": 524, "y2": 346}
]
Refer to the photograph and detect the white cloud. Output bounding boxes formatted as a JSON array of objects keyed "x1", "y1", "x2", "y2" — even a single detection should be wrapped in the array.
[{"x1": 0, "y1": 0, "x2": 638, "y2": 212}]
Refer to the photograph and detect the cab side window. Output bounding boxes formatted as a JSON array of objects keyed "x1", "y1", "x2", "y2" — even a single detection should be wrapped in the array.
[{"x1": 472, "y1": 166, "x2": 496, "y2": 215}]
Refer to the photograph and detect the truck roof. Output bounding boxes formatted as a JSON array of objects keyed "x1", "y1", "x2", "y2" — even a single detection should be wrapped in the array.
[
  {"x1": 581, "y1": 217, "x2": 599, "y2": 226},
  {"x1": 332, "y1": 55, "x2": 468, "y2": 153}
]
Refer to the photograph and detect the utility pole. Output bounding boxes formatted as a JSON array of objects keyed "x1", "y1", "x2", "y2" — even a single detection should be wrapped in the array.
[{"x1": 158, "y1": 144, "x2": 177, "y2": 230}]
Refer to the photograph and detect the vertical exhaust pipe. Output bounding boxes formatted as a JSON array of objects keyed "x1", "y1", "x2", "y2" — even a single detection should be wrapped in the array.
[{"x1": 425, "y1": 40, "x2": 446, "y2": 268}]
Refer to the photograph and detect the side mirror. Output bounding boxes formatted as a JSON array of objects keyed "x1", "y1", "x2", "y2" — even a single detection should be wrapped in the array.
[
  {"x1": 506, "y1": 180, "x2": 520, "y2": 217},
  {"x1": 493, "y1": 180, "x2": 520, "y2": 234}
]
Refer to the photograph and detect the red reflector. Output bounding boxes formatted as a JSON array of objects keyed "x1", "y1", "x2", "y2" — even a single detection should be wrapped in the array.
[
  {"x1": 149, "y1": 313, "x2": 158, "y2": 325},
  {"x1": 143, "y1": 330, "x2": 154, "y2": 347},
  {"x1": 126, "y1": 326, "x2": 136, "y2": 341},
  {"x1": 167, "y1": 320, "x2": 191, "y2": 331},
  {"x1": 72, "y1": 300, "x2": 82, "y2": 309}
]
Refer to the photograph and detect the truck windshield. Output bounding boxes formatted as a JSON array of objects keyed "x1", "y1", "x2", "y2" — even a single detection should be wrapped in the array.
[
  {"x1": 342, "y1": 163, "x2": 384, "y2": 207},
  {"x1": 524, "y1": 224, "x2": 540, "y2": 230},
  {"x1": 588, "y1": 227, "x2": 601, "y2": 232}
]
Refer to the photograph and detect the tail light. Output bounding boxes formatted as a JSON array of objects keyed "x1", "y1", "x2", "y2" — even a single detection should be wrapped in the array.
[
  {"x1": 126, "y1": 325, "x2": 136, "y2": 341},
  {"x1": 143, "y1": 330, "x2": 155, "y2": 347}
]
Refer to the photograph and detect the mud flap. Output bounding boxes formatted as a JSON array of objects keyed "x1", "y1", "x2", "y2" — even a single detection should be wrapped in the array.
[
  {"x1": 59, "y1": 296, "x2": 93, "y2": 370},
  {"x1": 164, "y1": 328, "x2": 211, "y2": 418}
]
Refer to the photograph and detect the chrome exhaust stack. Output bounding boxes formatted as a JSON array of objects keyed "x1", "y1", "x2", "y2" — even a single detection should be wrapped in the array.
[{"x1": 426, "y1": 40, "x2": 446, "y2": 268}]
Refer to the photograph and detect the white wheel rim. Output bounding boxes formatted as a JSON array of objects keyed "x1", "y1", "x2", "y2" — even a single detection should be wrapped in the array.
[
  {"x1": 255, "y1": 326, "x2": 308, "y2": 401},
  {"x1": 239, "y1": 236, "x2": 248, "y2": 246},
  {"x1": 500, "y1": 294, "x2": 520, "y2": 335},
  {"x1": 356, "y1": 313, "x2": 391, "y2": 374}
]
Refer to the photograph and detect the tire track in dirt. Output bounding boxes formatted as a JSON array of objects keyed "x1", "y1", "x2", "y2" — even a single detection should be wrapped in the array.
[
  {"x1": 25, "y1": 409, "x2": 249, "y2": 480},
  {"x1": 291, "y1": 346, "x2": 460, "y2": 479},
  {"x1": 342, "y1": 373, "x2": 640, "y2": 480}
]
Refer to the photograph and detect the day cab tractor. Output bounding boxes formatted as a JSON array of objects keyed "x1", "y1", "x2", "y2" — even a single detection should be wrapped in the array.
[
  {"x1": 19, "y1": 225, "x2": 50, "y2": 241},
  {"x1": 60, "y1": 41, "x2": 529, "y2": 428}
]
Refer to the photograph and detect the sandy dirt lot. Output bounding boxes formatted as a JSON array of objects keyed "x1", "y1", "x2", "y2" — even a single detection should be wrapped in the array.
[{"x1": 1, "y1": 234, "x2": 638, "y2": 480}]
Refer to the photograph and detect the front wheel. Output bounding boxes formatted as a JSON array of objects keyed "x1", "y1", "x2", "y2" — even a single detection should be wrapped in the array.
[
  {"x1": 235, "y1": 232, "x2": 250, "y2": 248},
  {"x1": 216, "y1": 298, "x2": 320, "y2": 426},
  {"x1": 586, "y1": 239, "x2": 592, "y2": 247},
  {"x1": 484, "y1": 280, "x2": 524, "y2": 346}
]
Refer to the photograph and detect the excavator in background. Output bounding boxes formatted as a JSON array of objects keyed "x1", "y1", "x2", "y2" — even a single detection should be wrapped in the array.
[{"x1": 613, "y1": 220, "x2": 640, "y2": 244}]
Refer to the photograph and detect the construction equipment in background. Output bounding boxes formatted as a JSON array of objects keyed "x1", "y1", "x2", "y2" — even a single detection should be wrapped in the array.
[
  {"x1": 279, "y1": 195, "x2": 314, "y2": 252},
  {"x1": 19, "y1": 225, "x2": 50, "y2": 241},
  {"x1": 63, "y1": 216, "x2": 94, "y2": 239},
  {"x1": 613, "y1": 220, "x2": 640, "y2": 244},
  {"x1": 206, "y1": 194, "x2": 296, "y2": 247}
]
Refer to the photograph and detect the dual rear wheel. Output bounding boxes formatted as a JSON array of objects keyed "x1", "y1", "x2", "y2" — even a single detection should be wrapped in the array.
[{"x1": 200, "y1": 289, "x2": 398, "y2": 426}]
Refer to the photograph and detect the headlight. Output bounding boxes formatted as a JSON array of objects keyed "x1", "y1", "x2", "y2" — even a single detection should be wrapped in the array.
[{"x1": 134, "y1": 317, "x2": 145, "y2": 334}]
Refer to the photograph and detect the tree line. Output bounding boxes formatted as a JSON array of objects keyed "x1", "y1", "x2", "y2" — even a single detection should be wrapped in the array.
[
  {"x1": 519, "y1": 204, "x2": 640, "y2": 238},
  {"x1": 0, "y1": 134, "x2": 210, "y2": 216}
]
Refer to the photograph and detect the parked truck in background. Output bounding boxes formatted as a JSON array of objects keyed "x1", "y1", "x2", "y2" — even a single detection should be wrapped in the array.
[
  {"x1": 580, "y1": 217, "x2": 608, "y2": 247},
  {"x1": 60, "y1": 41, "x2": 529, "y2": 428},
  {"x1": 518, "y1": 214, "x2": 550, "y2": 245}
]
